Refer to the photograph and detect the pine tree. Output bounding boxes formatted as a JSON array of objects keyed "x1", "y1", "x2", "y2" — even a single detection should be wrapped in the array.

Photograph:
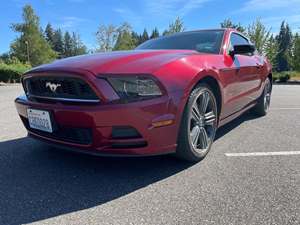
[
  {"x1": 114, "y1": 31, "x2": 135, "y2": 50},
  {"x1": 131, "y1": 31, "x2": 141, "y2": 47},
  {"x1": 150, "y1": 28, "x2": 159, "y2": 39},
  {"x1": 138, "y1": 34, "x2": 144, "y2": 45},
  {"x1": 292, "y1": 33, "x2": 300, "y2": 71},
  {"x1": 141, "y1": 29, "x2": 149, "y2": 43},
  {"x1": 52, "y1": 29, "x2": 64, "y2": 58},
  {"x1": 220, "y1": 19, "x2": 245, "y2": 33},
  {"x1": 113, "y1": 23, "x2": 136, "y2": 50},
  {"x1": 276, "y1": 21, "x2": 293, "y2": 71},
  {"x1": 71, "y1": 32, "x2": 87, "y2": 56},
  {"x1": 10, "y1": 5, "x2": 57, "y2": 66},
  {"x1": 114, "y1": 24, "x2": 135, "y2": 51},
  {"x1": 63, "y1": 31, "x2": 73, "y2": 57},
  {"x1": 44, "y1": 23, "x2": 54, "y2": 47},
  {"x1": 163, "y1": 17, "x2": 185, "y2": 36}
]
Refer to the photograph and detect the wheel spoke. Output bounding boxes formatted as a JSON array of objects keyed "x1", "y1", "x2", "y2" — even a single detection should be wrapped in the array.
[
  {"x1": 192, "y1": 103, "x2": 201, "y2": 122},
  {"x1": 199, "y1": 127, "x2": 209, "y2": 149},
  {"x1": 190, "y1": 126, "x2": 200, "y2": 147},
  {"x1": 199, "y1": 92, "x2": 209, "y2": 114},
  {"x1": 205, "y1": 111, "x2": 216, "y2": 126},
  {"x1": 264, "y1": 83, "x2": 271, "y2": 110},
  {"x1": 266, "y1": 94, "x2": 270, "y2": 102}
]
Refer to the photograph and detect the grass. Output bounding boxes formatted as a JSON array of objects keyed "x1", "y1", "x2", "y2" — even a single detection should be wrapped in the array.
[
  {"x1": 273, "y1": 71, "x2": 300, "y2": 82},
  {"x1": 289, "y1": 71, "x2": 300, "y2": 80}
]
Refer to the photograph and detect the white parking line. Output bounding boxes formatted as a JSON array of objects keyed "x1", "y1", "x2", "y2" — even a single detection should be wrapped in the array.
[
  {"x1": 271, "y1": 108, "x2": 300, "y2": 110},
  {"x1": 225, "y1": 151, "x2": 300, "y2": 157}
]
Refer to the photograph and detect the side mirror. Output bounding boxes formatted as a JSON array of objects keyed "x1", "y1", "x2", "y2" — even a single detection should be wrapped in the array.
[{"x1": 229, "y1": 44, "x2": 255, "y2": 56}]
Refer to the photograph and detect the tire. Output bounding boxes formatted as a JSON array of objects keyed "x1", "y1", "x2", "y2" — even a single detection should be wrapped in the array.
[
  {"x1": 252, "y1": 78, "x2": 272, "y2": 117},
  {"x1": 176, "y1": 83, "x2": 218, "y2": 162}
]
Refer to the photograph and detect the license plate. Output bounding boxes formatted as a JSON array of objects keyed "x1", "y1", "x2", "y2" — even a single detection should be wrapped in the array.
[{"x1": 27, "y1": 109, "x2": 53, "y2": 133}]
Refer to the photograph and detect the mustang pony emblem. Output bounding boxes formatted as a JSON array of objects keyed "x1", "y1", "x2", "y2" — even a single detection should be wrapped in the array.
[{"x1": 46, "y1": 82, "x2": 61, "y2": 92}]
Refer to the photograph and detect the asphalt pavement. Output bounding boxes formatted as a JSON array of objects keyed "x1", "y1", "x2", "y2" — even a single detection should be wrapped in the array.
[{"x1": 0, "y1": 84, "x2": 299, "y2": 225}]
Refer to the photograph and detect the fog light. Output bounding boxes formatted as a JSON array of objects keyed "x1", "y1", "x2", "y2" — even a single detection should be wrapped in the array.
[{"x1": 151, "y1": 120, "x2": 174, "y2": 128}]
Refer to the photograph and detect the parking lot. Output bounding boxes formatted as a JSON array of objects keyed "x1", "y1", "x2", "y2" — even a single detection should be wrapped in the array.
[{"x1": 0, "y1": 84, "x2": 299, "y2": 225}]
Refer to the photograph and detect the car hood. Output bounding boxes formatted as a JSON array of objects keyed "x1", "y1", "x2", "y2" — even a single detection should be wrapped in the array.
[{"x1": 28, "y1": 50, "x2": 198, "y2": 75}]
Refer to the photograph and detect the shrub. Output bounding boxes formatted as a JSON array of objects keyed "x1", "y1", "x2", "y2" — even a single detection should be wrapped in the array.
[
  {"x1": 272, "y1": 74, "x2": 278, "y2": 83},
  {"x1": 289, "y1": 71, "x2": 300, "y2": 78},
  {"x1": 0, "y1": 63, "x2": 31, "y2": 83},
  {"x1": 273, "y1": 72, "x2": 291, "y2": 83}
]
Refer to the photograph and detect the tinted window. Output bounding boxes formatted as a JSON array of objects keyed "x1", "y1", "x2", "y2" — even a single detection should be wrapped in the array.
[
  {"x1": 230, "y1": 33, "x2": 249, "y2": 46},
  {"x1": 136, "y1": 30, "x2": 224, "y2": 54}
]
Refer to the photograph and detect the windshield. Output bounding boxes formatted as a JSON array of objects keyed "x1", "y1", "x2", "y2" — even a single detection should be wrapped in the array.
[{"x1": 136, "y1": 30, "x2": 224, "y2": 54}]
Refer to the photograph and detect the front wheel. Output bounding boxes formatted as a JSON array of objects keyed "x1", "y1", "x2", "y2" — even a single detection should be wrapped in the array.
[{"x1": 176, "y1": 84, "x2": 218, "y2": 162}]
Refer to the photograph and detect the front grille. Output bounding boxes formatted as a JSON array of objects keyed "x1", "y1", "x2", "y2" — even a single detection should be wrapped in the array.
[
  {"x1": 21, "y1": 116, "x2": 92, "y2": 145},
  {"x1": 24, "y1": 76, "x2": 99, "y2": 102}
]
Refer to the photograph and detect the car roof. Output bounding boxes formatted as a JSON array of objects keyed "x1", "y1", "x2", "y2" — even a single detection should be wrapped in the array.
[
  {"x1": 149, "y1": 28, "x2": 233, "y2": 40},
  {"x1": 166, "y1": 28, "x2": 227, "y2": 35},
  {"x1": 137, "y1": 28, "x2": 230, "y2": 55}
]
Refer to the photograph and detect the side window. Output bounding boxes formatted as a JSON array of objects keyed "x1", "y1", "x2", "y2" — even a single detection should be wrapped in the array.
[
  {"x1": 229, "y1": 33, "x2": 254, "y2": 56},
  {"x1": 230, "y1": 33, "x2": 249, "y2": 46}
]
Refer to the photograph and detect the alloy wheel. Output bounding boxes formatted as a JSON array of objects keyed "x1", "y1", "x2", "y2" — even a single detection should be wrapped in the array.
[
  {"x1": 264, "y1": 80, "x2": 272, "y2": 111},
  {"x1": 188, "y1": 90, "x2": 217, "y2": 154}
]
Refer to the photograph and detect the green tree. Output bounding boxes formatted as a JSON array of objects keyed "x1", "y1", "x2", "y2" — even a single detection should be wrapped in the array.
[
  {"x1": 247, "y1": 19, "x2": 271, "y2": 54},
  {"x1": 276, "y1": 21, "x2": 293, "y2": 71},
  {"x1": 52, "y1": 29, "x2": 64, "y2": 58},
  {"x1": 0, "y1": 53, "x2": 11, "y2": 64},
  {"x1": 141, "y1": 29, "x2": 149, "y2": 42},
  {"x1": 44, "y1": 23, "x2": 54, "y2": 47},
  {"x1": 220, "y1": 19, "x2": 245, "y2": 33},
  {"x1": 10, "y1": 5, "x2": 56, "y2": 66},
  {"x1": 292, "y1": 33, "x2": 300, "y2": 71},
  {"x1": 114, "y1": 32, "x2": 135, "y2": 50},
  {"x1": 114, "y1": 23, "x2": 135, "y2": 50},
  {"x1": 163, "y1": 17, "x2": 185, "y2": 36},
  {"x1": 265, "y1": 35, "x2": 279, "y2": 69},
  {"x1": 150, "y1": 28, "x2": 159, "y2": 39},
  {"x1": 131, "y1": 31, "x2": 141, "y2": 47},
  {"x1": 71, "y1": 32, "x2": 87, "y2": 56},
  {"x1": 63, "y1": 31, "x2": 73, "y2": 57}
]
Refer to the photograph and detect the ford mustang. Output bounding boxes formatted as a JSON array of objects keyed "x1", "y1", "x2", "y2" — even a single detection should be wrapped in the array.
[{"x1": 15, "y1": 28, "x2": 272, "y2": 161}]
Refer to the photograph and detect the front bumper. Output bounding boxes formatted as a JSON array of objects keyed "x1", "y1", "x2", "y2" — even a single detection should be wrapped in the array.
[{"x1": 15, "y1": 94, "x2": 178, "y2": 156}]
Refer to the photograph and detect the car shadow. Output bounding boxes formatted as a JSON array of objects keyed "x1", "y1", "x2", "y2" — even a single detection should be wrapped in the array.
[
  {"x1": 215, "y1": 111, "x2": 259, "y2": 141},
  {"x1": 0, "y1": 137, "x2": 193, "y2": 225},
  {"x1": 0, "y1": 112, "x2": 257, "y2": 225}
]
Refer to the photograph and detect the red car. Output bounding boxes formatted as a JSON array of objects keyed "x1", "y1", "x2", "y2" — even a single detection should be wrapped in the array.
[{"x1": 15, "y1": 28, "x2": 272, "y2": 161}]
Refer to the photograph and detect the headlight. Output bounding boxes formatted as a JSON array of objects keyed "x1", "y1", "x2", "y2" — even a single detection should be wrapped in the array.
[{"x1": 107, "y1": 76, "x2": 163, "y2": 101}]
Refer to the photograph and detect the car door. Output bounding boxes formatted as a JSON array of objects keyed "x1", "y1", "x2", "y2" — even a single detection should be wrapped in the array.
[{"x1": 221, "y1": 32, "x2": 261, "y2": 117}]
